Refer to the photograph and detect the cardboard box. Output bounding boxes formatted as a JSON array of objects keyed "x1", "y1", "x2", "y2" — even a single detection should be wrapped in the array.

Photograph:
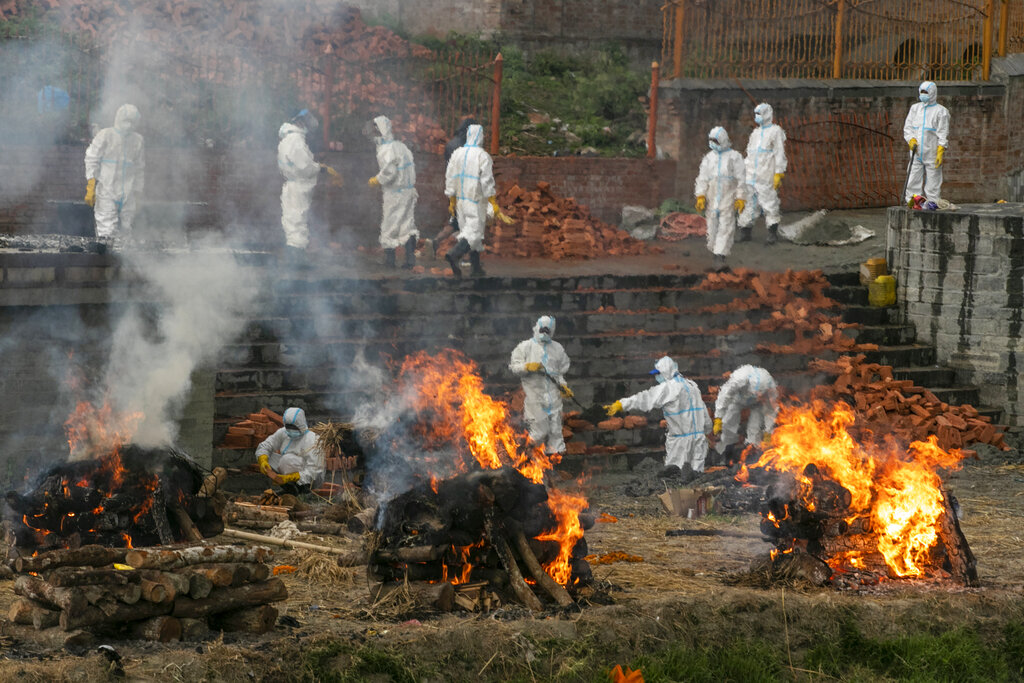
[{"x1": 658, "y1": 487, "x2": 722, "y2": 518}]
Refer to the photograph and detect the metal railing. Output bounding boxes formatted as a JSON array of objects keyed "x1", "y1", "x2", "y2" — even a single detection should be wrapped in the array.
[{"x1": 661, "y1": 0, "x2": 1019, "y2": 82}]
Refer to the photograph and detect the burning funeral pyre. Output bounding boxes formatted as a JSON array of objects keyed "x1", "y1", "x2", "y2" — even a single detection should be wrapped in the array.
[
  {"x1": 362, "y1": 351, "x2": 590, "y2": 611},
  {"x1": 736, "y1": 401, "x2": 977, "y2": 589}
]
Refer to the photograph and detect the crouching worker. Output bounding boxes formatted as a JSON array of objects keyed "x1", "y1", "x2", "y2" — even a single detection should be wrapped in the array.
[
  {"x1": 256, "y1": 407, "x2": 324, "y2": 495},
  {"x1": 713, "y1": 365, "x2": 779, "y2": 462},
  {"x1": 605, "y1": 356, "x2": 711, "y2": 473}
]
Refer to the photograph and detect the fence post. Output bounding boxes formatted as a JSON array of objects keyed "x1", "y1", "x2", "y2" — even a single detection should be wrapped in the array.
[
  {"x1": 322, "y1": 45, "x2": 333, "y2": 151},
  {"x1": 983, "y1": 0, "x2": 994, "y2": 80},
  {"x1": 833, "y1": 0, "x2": 846, "y2": 79},
  {"x1": 648, "y1": 61, "x2": 660, "y2": 159},
  {"x1": 490, "y1": 53, "x2": 503, "y2": 156},
  {"x1": 999, "y1": 0, "x2": 1009, "y2": 57},
  {"x1": 673, "y1": 0, "x2": 685, "y2": 79}
]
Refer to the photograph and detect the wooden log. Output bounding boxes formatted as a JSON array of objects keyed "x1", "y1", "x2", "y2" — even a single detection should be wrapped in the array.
[
  {"x1": 151, "y1": 486, "x2": 176, "y2": 545},
  {"x1": 486, "y1": 521, "x2": 543, "y2": 612},
  {"x1": 199, "y1": 467, "x2": 227, "y2": 497},
  {"x1": 375, "y1": 545, "x2": 445, "y2": 563},
  {"x1": 369, "y1": 581, "x2": 454, "y2": 611},
  {"x1": 209, "y1": 604, "x2": 278, "y2": 634},
  {"x1": 347, "y1": 506, "x2": 377, "y2": 533},
  {"x1": 510, "y1": 527, "x2": 573, "y2": 607},
  {"x1": 81, "y1": 583, "x2": 142, "y2": 606},
  {"x1": 186, "y1": 572, "x2": 213, "y2": 599},
  {"x1": 230, "y1": 518, "x2": 351, "y2": 536},
  {"x1": 8, "y1": 598, "x2": 36, "y2": 624},
  {"x1": 139, "y1": 578, "x2": 169, "y2": 604},
  {"x1": 14, "y1": 575, "x2": 86, "y2": 613},
  {"x1": 220, "y1": 528, "x2": 347, "y2": 555},
  {"x1": 125, "y1": 544, "x2": 274, "y2": 570},
  {"x1": 337, "y1": 550, "x2": 369, "y2": 567},
  {"x1": 131, "y1": 615, "x2": 182, "y2": 642},
  {"x1": 179, "y1": 617, "x2": 210, "y2": 641},
  {"x1": 33, "y1": 606, "x2": 60, "y2": 630},
  {"x1": 141, "y1": 570, "x2": 190, "y2": 599},
  {"x1": 45, "y1": 566, "x2": 141, "y2": 587},
  {"x1": 60, "y1": 598, "x2": 171, "y2": 631},
  {"x1": 171, "y1": 504, "x2": 204, "y2": 543},
  {"x1": 171, "y1": 578, "x2": 288, "y2": 619},
  {"x1": 14, "y1": 545, "x2": 126, "y2": 573}
]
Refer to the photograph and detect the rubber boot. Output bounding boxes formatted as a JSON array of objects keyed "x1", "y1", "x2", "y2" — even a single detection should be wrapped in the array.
[
  {"x1": 469, "y1": 250, "x2": 485, "y2": 277},
  {"x1": 712, "y1": 253, "x2": 727, "y2": 271},
  {"x1": 422, "y1": 238, "x2": 435, "y2": 262},
  {"x1": 445, "y1": 239, "x2": 470, "y2": 279},
  {"x1": 766, "y1": 223, "x2": 778, "y2": 245},
  {"x1": 738, "y1": 226, "x2": 752, "y2": 242},
  {"x1": 384, "y1": 248, "x2": 396, "y2": 268},
  {"x1": 402, "y1": 234, "x2": 417, "y2": 269}
]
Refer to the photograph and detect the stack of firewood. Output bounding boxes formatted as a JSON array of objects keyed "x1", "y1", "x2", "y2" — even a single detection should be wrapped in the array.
[{"x1": 8, "y1": 544, "x2": 286, "y2": 642}]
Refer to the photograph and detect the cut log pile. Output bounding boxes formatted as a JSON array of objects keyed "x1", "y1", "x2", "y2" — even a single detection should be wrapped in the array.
[
  {"x1": 6, "y1": 544, "x2": 286, "y2": 642},
  {"x1": 809, "y1": 355, "x2": 1007, "y2": 451},
  {"x1": 491, "y1": 182, "x2": 652, "y2": 260},
  {"x1": 220, "y1": 408, "x2": 283, "y2": 449}
]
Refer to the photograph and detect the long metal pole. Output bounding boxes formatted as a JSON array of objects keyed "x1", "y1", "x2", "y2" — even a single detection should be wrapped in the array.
[
  {"x1": 833, "y1": 0, "x2": 846, "y2": 79},
  {"x1": 673, "y1": 0, "x2": 685, "y2": 79},
  {"x1": 647, "y1": 61, "x2": 660, "y2": 159},
  {"x1": 983, "y1": 0, "x2": 994, "y2": 80},
  {"x1": 490, "y1": 53, "x2": 503, "y2": 156}
]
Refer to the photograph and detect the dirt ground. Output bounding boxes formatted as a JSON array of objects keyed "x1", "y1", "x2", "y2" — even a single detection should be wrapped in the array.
[{"x1": 3, "y1": 439, "x2": 1024, "y2": 682}]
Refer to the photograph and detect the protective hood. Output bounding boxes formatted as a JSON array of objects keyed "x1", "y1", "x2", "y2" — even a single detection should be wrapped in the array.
[
  {"x1": 114, "y1": 104, "x2": 140, "y2": 134},
  {"x1": 708, "y1": 126, "x2": 731, "y2": 150},
  {"x1": 533, "y1": 315, "x2": 556, "y2": 343},
  {"x1": 650, "y1": 355, "x2": 680, "y2": 382},
  {"x1": 279, "y1": 122, "x2": 305, "y2": 140},
  {"x1": 372, "y1": 115, "x2": 394, "y2": 145},
  {"x1": 465, "y1": 124, "x2": 484, "y2": 148},
  {"x1": 919, "y1": 81, "x2": 937, "y2": 104},
  {"x1": 282, "y1": 407, "x2": 309, "y2": 434},
  {"x1": 754, "y1": 102, "x2": 773, "y2": 126}
]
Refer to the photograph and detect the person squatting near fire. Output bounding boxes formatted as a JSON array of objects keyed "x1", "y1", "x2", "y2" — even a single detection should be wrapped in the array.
[
  {"x1": 366, "y1": 115, "x2": 419, "y2": 269},
  {"x1": 604, "y1": 356, "x2": 712, "y2": 473},
  {"x1": 738, "y1": 102, "x2": 787, "y2": 246},
  {"x1": 903, "y1": 81, "x2": 950, "y2": 205},
  {"x1": 84, "y1": 104, "x2": 145, "y2": 249},
  {"x1": 713, "y1": 365, "x2": 779, "y2": 461},
  {"x1": 695, "y1": 126, "x2": 747, "y2": 270},
  {"x1": 277, "y1": 109, "x2": 342, "y2": 255},
  {"x1": 256, "y1": 406, "x2": 325, "y2": 495},
  {"x1": 443, "y1": 123, "x2": 513, "y2": 278},
  {"x1": 509, "y1": 315, "x2": 573, "y2": 456},
  {"x1": 423, "y1": 117, "x2": 479, "y2": 261}
]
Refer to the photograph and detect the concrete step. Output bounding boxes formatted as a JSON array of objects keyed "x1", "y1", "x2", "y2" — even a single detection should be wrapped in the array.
[
  {"x1": 851, "y1": 324, "x2": 917, "y2": 346},
  {"x1": 826, "y1": 285, "x2": 868, "y2": 306},
  {"x1": 891, "y1": 365, "x2": 957, "y2": 387},
  {"x1": 862, "y1": 344, "x2": 936, "y2": 367},
  {"x1": 841, "y1": 304, "x2": 897, "y2": 326}
]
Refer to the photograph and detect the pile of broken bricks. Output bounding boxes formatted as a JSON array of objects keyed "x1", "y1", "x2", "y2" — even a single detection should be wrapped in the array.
[{"x1": 220, "y1": 408, "x2": 284, "y2": 449}]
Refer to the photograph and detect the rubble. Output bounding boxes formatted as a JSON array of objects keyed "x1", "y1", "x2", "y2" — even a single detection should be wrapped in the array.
[{"x1": 220, "y1": 408, "x2": 283, "y2": 449}]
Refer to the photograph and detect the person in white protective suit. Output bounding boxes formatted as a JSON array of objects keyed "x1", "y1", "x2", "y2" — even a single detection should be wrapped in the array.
[
  {"x1": 903, "y1": 81, "x2": 950, "y2": 203},
  {"x1": 277, "y1": 110, "x2": 341, "y2": 253},
  {"x1": 713, "y1": 365, "x2": 779, "y2": 460},
  {"x1": 443, "y1": 123, "x2": 513, "y2": 279},
  {"x1": 509, "y1": 315, "x2": 573, "y2": 455},
  {"x1": 256, "y1": 407, "x2": 324, "y2": 494},
  {"x1": 695, "y1": 126, "x2": 747, "y2": 270},
  {"x1": 604, "y1": 356, "x2": 711, "y2": 472},
  {"x1": 738, "y1": 103, "x2": 787, "y2": 245},
  {"x1": 84, "y1": 104, "x2": 145, "y2": 247},
  {"x1": 367, "y1": 115, "x2": 419, "y2": 268}
]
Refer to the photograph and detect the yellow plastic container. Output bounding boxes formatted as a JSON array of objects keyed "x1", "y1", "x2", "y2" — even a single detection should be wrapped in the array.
[
  {"x1": 869, "y1": 275, "x2": 896, "y2": 308},
  {"x1": 859, "y1": 257, "x2": 888, "y2": 285}
]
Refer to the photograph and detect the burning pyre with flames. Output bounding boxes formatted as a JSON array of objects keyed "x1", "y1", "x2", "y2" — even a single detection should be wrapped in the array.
[
  {"x1": 364, "y1": 351, "x2": 590, "y2": 609},
  {"x1": 737, "y1": 401, "x2": 977, "y2": 588}
]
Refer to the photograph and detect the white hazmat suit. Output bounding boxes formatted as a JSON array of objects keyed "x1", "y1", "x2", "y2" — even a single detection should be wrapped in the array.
[
  {"x1": 903, "y1": 81, "x2": 949, "y2": 203},
  {"x1": 444, "y1": 124, "x2": 495, "y2": 253},
  {"x1": 739, "y1": 103, "x2": 787, "y2": 237},
  {"x1": 714, "y1": 365, "x2": 779, "y2": 454},
  {"x1": 255, "y1": 407, "x2": 324, "y2": 486},
  {"x1": 84, "y1": 104, "x2": 145, "y2": 243},
  {"x1": 618, "y1": 356, "x2": 711, "y2": 472},
  {"x1": 371, "y1": 115, "x2": 419, "y2": 250},
  {"x1": 277, "y1": 121, "x2": 320, "y2": 249},
  {"x1": 509, "y1": 316, "x2": 571, "y2": 454},
  {"x1": 695, "y1": 126, "x2": 747, "y2": 258}
]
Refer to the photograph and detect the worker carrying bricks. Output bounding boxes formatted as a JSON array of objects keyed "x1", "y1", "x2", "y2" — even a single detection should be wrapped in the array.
[
  {"x1": 509, "y1": 315, "x2": 573, "y2": 456},
  {"x1": 365, "y1": 115, "x2": 419, "y2": 269},
  {"x1": 713, "y1": 365, "x2": 779, "y2": 461},
  {"x1": 604, "y1": 356, "x2": 711, "y2": 473},
  {"x1": 84, "y1": 104, "x2": 145, "y2": 249},
  {"x1": 256, "y1": 407, "x2": 325, "y2": 495},
  {"x1": 277, "y1": 109, "x2": 342, "y2": 257},
  {"x1": 443, "y1": 123, "x2": 513, "y2": 278},
  {"x1": 695, "y1": 126, "x2": 747, "y2": 271},
  {"x1": 903, "y1": 81, "x2": 949, "y2": 205},
  {"x1": 737, "y1": 103, "x2": 787, "y2": 245}
]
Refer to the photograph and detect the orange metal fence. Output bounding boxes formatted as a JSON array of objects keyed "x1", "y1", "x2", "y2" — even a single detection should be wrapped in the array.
[{"x1": 662, "y1": 0, "x2": 1020, "y2": 82}]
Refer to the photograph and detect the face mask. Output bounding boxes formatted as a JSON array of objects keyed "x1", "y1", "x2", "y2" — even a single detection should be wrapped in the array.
[
  {"x1": 537, "y1": 332, "x2": 551, "y2": 343},
  {"x1": 919, "y1": 93, "x2": 930, "y2": 103},
  {"x1": 754, "y1": 114, "x2": 764, "y2": 125},
  {"x1": 285, "y1": 428, "x2": 302, "y2": 438},
  {"x1": 709, "y1": 141, "x2": 721, "y2": 152}
]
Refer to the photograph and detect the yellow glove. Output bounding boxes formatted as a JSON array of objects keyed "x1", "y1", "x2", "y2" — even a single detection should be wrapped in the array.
[
  {"x1": 368, "y1": 176, "x2": 380, "y2": 187},
  {"x1": 322, "y1": 165, "x2": 343, "y2": 188},
  {"x1": 448, "y1": 196, "x2": 457, "y2": 216},
  {"x1": 278, "y1": 471, "x2": 300, "y2": 484},
  {"x1": 559, "y1": 384, "x2": 574, "y2": 399},
  {"x1": 935, "y1": 145, "x2": 945, "y2": 167},
  {"x1": 773, "y1": 173, "x2": 784, "y2": 190},
  {"x1": 257, "y1": 454, "x2": 271, "y2": 475},
  {"x1": 733, "y1": 198, "x2": 745, "y2": 213},
  {"x1": 524, "y1": 362, "x2": 543, "y2": 372},
  {"x1": 695, "y1": 195, "x2": 706, "y2": 212},
  {"x1": 84, "y1": 178, "x2": 96, "y2": 207},
  {"x1": 604, "y1": 400, "x2": 623, "y2": 417},
  {"x1": 713, "y1": 418, "x2": 723, "y2": 436},
  {"x1": 908, "y1": 138, "x2": 918, "y2": 152},
  {"x1": 488, "y1": 196, "x2": 513, "y2": 225}
]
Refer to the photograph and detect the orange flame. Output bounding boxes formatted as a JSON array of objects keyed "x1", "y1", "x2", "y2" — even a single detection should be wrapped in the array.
[{"x1": 64, "y1": 400, "x2": 143, "y2": 461}]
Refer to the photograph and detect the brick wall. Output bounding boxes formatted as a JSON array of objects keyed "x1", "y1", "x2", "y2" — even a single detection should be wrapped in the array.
[
  {"x1": 887, "y1": 205, "x2": 1024, "y2": 426},
  {"x1": 0, "y1": 148, "x2": 675, "y2": 243}
]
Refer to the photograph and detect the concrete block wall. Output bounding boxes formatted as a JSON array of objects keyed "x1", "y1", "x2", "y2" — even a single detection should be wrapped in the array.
[{"x1": 887, "y1": 204, "x2": 1024, "y2": 425}]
